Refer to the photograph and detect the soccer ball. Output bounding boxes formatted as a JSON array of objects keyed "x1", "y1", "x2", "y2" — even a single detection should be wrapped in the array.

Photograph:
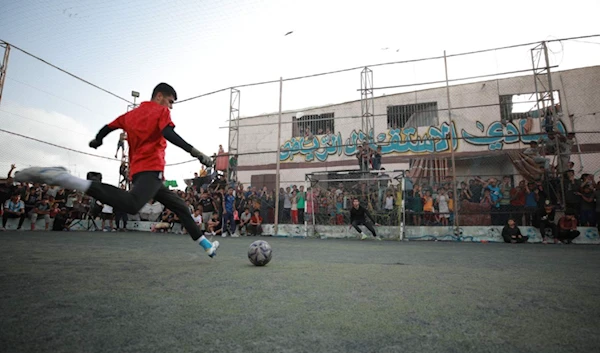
[{"x1": 248, "y1": 240, "x2": 272, "y2": 266}]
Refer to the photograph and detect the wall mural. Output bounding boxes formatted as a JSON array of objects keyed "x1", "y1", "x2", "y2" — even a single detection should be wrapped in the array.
[{"x1": 279, "y1": 119, "x2": 567, "y2": 162}]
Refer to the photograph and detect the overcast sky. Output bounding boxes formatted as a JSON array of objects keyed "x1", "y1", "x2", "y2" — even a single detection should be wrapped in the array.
[{"x1": 1, "y1": 0, "x2": 599, "y2": 186}]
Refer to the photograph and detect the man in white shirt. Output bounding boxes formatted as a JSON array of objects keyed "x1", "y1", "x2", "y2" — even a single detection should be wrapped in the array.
[{"x1": 1, "y1": 194, "x2": 26, "y2": 230}]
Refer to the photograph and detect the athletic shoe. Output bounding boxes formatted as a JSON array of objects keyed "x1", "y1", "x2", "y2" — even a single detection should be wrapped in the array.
[
  {"x1": 360, "y1": 234, "x2": 369, "y2": 240},
  {"x1": 0, "y1": 227, "x2": 5, "y2": 231},
  {"x1": 13, "y1": 166, "x2": 68, "y2": 185},
  {"x1": 206, "y1": 240, "x2": 220, "y2": 258},
  {"x1": 375, "y1": 236, "x2": 382, "y2": 241}
]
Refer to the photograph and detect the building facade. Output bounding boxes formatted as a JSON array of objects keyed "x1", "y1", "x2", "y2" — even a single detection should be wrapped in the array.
[{"x1": 233, "y1": 65, "x2": 600, "y2": 190}]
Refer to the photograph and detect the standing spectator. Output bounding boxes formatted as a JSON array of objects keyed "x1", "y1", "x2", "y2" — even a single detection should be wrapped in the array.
[
  {"x1": 222, "y1": 187, "x2": 236, "y2": 236},
  {"x1": 563, "y1": 170, "x2": 581, "y2": 218},
  {"x1": 483, "y1": 178, "x2": 502, "y2": 225},
  {"x1": 228, "y1": 154, "x2": 238, "y2": 182},
  {"x1": 411, "y1": 185, "x2": 423, "y2": 226},
  {"x1": 1, "y1": 193, "x2": 26, "y2": 231},
  {"x1": 297, "y1": 185, "x2": 306, "y2": 224},
  {"x1": 436, "y1": 187, "x2": 450, "y2": 226},
  {"x1": 290, "y1": 191, "x2": 298, "y2": 224},
  {"x1": 115, "y1": 131, "x2": 127, "y2": 158},
  {"x1": 499, "y1": 176, "x2": 512, "y2": 226},
  {"x1": 372, "y1": 146, "x2": 382, "y2": 171},
  {"x1": 510, "y1": 181, "x2": 526, "y2": 225},
  {"x1": 501, "y1": 218, "x2": 528, "y2": 243},
  {"x1": 557, "y1": 210, "x2": 580, "y2": 244},
  {"x1": 283, "y1": 187, "x2": 292, "y2": 223},
  {"x1": 524, "y1": 182, "x2": 539, "y2": 226}
]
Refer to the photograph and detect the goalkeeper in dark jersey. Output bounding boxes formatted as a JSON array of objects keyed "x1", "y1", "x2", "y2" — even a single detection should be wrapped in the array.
[{"x1": 349, "y1": 198, "x2": 381, "y2": 240}]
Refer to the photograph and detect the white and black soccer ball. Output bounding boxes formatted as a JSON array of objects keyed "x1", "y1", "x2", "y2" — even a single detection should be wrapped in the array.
[{"x1": 248, "y1": 240, "x2": 273, "y2": 266}]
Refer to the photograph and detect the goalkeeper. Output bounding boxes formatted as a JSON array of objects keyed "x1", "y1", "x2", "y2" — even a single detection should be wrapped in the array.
[{"x1": 14, "y1": 83, "x2": 220, "y2": 257}]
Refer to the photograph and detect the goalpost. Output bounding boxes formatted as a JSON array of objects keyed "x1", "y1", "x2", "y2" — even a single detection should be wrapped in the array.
[{"x1": 304, "y1": 169, "x2": 407, "y2": 240}]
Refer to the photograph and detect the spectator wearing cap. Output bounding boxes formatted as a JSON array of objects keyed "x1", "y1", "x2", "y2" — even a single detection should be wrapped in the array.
[
  {"x1": 501, "y1": 218, "x2": 528, "y2": 243},
  {"x1": 535, "y1": 200, "x2": 557, "y2": 244},
  {"x1": 557, "y1": 210, "x2": 580, "y2": 244}
]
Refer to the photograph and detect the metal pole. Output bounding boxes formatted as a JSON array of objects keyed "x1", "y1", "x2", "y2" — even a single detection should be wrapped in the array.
[
  {"x1": 0, "y1": 42, "x2": 11, "y2": 106},
  {"x1": 399, "y1": 173, "x2": 405, "y2": 241},
  {"x1": 304, "y1": 177, "x2": 308, "y2": 237},
  {"x1": 530, "y1": 44, "x2": 543, "y2": 133},
  {"x1": 542, "y1": 41, "x2": 566, "y2": 207},
  {"x1": 443, "y1": 50, "x2": 460, "y2": 234},
  {"x1": 274, "y1": 77, "x2": 283, "y2": 236}
]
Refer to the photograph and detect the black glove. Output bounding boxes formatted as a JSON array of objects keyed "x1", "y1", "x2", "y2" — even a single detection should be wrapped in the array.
[
  {"x1": 89, "y1": 139, "x2": 103, "y2": 149},
  {"x1": 190, "y1": 148, "x2": 213, "y2": 167}
]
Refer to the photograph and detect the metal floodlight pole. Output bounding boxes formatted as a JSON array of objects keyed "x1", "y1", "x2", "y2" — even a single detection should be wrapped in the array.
[
  {"x1": 0, "y1": 42, "x2": 11, "y2": 106},
  {"x1": 360, "y1": 67, "x2": 375, "y2": 141},
  {"x1": 540, "y1": 41, "x2": 566, "y2": 207},
  {"x1": 443, "y1": 50, "x2": 460, "y2": 234},
  {"x1": 228, "y1": 88, "x2": 240, "y2": 185},
  {"x1": 274, "y1": 77, "x2": 283, "y2": 236}
]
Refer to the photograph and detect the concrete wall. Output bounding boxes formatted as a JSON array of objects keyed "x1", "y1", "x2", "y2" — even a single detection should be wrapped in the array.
[{"x1": 5, "y1": 218, "x2": 599, "y2": 245}]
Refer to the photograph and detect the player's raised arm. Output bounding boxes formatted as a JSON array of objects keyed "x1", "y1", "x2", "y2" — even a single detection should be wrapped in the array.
[
  {"x1": 161, "y1": 126, "x2": 213, "y2": 167},
  {"x1": 89, "y1": 114, "x2": 125, "y2": 149}
]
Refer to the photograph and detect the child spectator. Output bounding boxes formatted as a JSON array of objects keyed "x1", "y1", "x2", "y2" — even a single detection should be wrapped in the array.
[{"x1": 248, "y1": 210, "x2": 263, "y2": 236}]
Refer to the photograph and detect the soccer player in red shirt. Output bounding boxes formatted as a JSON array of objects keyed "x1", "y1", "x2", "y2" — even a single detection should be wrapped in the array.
[{"x1": 14, "y1": 83, "x2": 220, "y2": 257}]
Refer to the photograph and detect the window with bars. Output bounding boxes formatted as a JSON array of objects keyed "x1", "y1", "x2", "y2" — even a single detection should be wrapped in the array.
[
  {"x1": 292, "y1": 113, "x2": 335, "y2": 137},
  {"x1": 387, "y1": 102, "x2": 438, "y2": 129},
  {"x1": 499, "y1": 91, "x2": 561, "y2": 122}
]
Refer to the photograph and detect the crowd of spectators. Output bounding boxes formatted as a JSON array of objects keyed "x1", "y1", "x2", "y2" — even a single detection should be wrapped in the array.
[{"x1": 2, "y1": 154, "x2": 599, "y2": 244}]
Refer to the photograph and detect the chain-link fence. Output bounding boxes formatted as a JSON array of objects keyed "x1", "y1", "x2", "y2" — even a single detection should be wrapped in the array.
[{"x1": 2, "y1": 36, "x2": 600, "y2": 237}]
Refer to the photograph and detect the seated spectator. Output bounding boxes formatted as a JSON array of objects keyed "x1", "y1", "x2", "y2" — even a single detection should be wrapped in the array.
[
  {"x1": 152, "y1": 209, "x2": 175, "y2": 233},
  {"x1": 1, "y1": 193, "x2": 26, "y2": 231},
  {"x1": 49, "y1": 203, "x2": 61, "y2": 218},
  {"x1": 238, "y1": 207, "x2": 252, "y2": 235},
  {"x1": 52, "y1": 208, "x2": 73, "y2": 231},
  {"x1": 501, "y1": 218, "x2": 528, "y2": 243},
  {"x1": 557, "y1": 210, "x2": 580, "y2": 244},
  {"x1": 534, "y1": 200, "x2": 557, "y2": 244},
  {"x1": 30, "y1": 196, "x2": 51, "y2": 231},
  {"x1": 248, "y1": 209, "x2": 263, "y2": 236},
  {"x1": 206, "y1": 211, "x2": 222, "y2": 236}
]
